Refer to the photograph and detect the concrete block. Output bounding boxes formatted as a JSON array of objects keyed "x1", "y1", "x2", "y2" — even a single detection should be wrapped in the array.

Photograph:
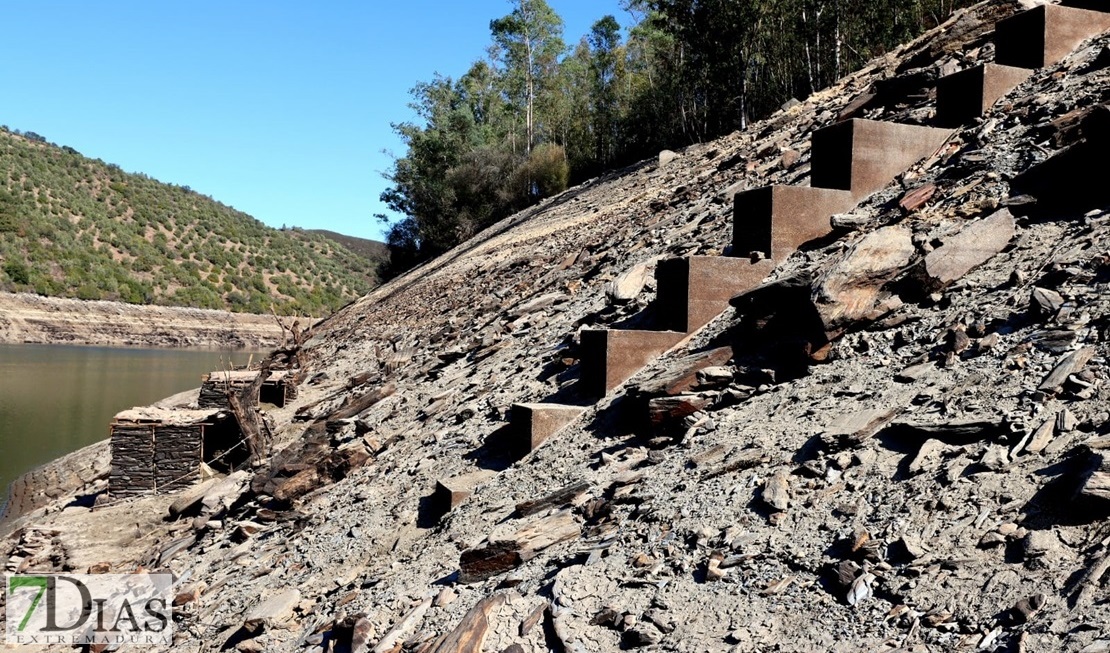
[
  {"x1": 733, "y1": 185, "x2": 856, "y2": 261},
  {"x1": 580, "y1": 329, "x2": 685, "y2": 398},
  {"x1": 995, "y1": 4, "x2": 1110, "y2": 69},
  {"x1": 511, "y1": 403, "x2": 584, "y2": 452},
  {"x1": 434, "y1": 470, "x2": 497, "y2": 512},
  {"x1": 810, "y1": 119, "x2": 950, "y2": 199},
  {"x1": 935, "y1": 63, "x2": 1032, "y2": 127},
  {"x1": 1011, "y1": 110, "x2": 1110, "y2": 215},
  {"x1": 1059, "y1": 0, "x2": 1107, "y2": 10},
  {"x1": 655, "y1": 256, "x2": 776, "y2": 333}
]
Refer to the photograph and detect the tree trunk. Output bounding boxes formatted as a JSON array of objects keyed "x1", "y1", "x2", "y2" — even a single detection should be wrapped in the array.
[
  {"x1": 803, "y1": 6, "x2": 815, "y2": 95},
  {"x1": 228, "y1": 360, "x2": 272, "y2": 466}
]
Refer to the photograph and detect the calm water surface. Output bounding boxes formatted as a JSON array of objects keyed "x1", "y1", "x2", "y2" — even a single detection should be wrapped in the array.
[{"x1": 0, "y1": 344, "x2": 261, "y2": 494}]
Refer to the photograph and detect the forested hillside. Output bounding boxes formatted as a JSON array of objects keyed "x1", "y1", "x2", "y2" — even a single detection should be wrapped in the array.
[
  {"x1": 380, "y1": 0, "x2": 977, "y2": 273},
  {"x1": 309, "y1": 229, "x2": 389, "y2": 262},
  {"x1": 0, "y1": 128, "x2": 378, "y2": 315}
]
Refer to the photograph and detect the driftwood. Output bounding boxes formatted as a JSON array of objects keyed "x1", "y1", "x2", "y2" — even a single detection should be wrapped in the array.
[
  {"x1": 423, "y1": 594, "x2": 507, "y2": 653},
  {"x1": 1081, "y1": 453, "x2": 1110, "y2": 502},
  {"x1": 327, "y1": 383, "x2": 397, "y2": 422},
  {"x1": 1039, "y1": 347, "x2": 1095, "y2": 393},
  {"x1": 371, "y1": 598, "x2": 432, "y2": 653},
  {"x1": 519, "y1": 602, "x2": 547, "y2": 637},
  {"x1": 701, "y1": 448, "x2": 770, "y2": 480},
  {"x1": 887, "y1": 418, "x2": 1007, "y2": 444},
  {"x1": 1072, "y1": 550, "x2": 1110, "y2": 610},
  {"x1": 823, "y1": 407, "x2": 902, "y2": 448},
  {"x1": 515, "y1": 481, "x2": 591, "y2": 517},
  {"x1": 228, "y1": 360, "x2": 272, "y2": 465},
  {"x1": 460, "y1": 512, "x2": 581, "y2": 583}
]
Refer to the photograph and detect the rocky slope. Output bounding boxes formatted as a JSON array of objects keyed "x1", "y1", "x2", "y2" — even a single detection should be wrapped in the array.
[{"x1": 4, "y1": 2, "x2": 1110, "y2": 652}]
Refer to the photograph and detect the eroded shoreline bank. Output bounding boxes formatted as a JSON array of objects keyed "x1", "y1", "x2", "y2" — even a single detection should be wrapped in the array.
[{"x1": 0, "y1": 292, "x2": 287, "y2": 349}]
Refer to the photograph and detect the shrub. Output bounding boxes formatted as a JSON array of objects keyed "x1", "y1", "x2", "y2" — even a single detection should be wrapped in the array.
[
  {"x1": 526, "y1": 143, "x2": 570, "y2": 199},
  {"x1": 3, "y1": 259, "x2": 30, "y2": 285}
]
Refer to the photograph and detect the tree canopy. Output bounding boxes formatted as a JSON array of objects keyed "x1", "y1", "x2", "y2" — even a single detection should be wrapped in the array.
[{"x1": 378, "y1": 0, "x2": 974, "y2": 277}]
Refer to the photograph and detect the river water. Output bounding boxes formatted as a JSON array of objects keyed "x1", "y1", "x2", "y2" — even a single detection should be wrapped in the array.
[{"x1": 0, "y1": 344, "x2": 262, "y2": 495}]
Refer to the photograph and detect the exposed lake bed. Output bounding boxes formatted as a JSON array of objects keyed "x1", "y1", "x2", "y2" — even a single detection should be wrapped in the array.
[{"x1": 0, "y1": 292, "x2": 285, "y2": 350}]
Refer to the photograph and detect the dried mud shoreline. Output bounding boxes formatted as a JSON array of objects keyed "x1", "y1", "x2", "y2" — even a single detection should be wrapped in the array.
[{"x1": 0, "y1": 292, "x2": 285, "y2": 350}]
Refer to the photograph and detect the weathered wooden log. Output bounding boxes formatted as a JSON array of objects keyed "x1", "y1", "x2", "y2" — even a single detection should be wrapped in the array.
[
  {"x1": 633, "y1": 346, "x2": 734, "y2": 397},
  {"x1": 460, "y1": 512, "x2": 580, "y2": 583},
  {"x1": 1080, "y1": 453, "x2": 1110, "y2": 503},
  {"x1": 515, "y1": 481, "x2": 591, "y2": 518},
  {"x1": 1039, "y1": 347, "x2": 1095, "y2": 394},
  {"x1": 371, "y1": 598, "x2": 432, "y2": 653},
  {"x1": 424, "y1": 594, "x2": 507, "y2": 653},
  {"x1": 327, "y1": 383, "x2": 397, "y2": 422},
  {"x1": 229, "y1": 360, "x2": 272, "y2": 464}
]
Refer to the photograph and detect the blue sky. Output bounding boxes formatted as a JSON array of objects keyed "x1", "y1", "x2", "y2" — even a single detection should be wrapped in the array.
[{"x1": 0, "y1": 1, "x2": 629, "y2": 241}]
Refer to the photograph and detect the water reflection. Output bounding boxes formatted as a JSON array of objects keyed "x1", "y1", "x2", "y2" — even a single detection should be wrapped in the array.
[{"x1": 0, "y1": 344, "x2": 262, "y2": 494}]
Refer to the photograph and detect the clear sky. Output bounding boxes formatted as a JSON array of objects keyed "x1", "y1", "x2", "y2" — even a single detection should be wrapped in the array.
[{"x1": 0, "y1": 1, "x2": 629, "y2": 241}]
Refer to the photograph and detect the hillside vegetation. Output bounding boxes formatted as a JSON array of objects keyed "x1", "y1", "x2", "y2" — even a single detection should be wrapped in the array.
[
  {"x1": 0, "y1": 128, "x2": 377, "y2": 315},
  {"x1": 308, "y1": 229, "x2": 389, "y2": 262}
]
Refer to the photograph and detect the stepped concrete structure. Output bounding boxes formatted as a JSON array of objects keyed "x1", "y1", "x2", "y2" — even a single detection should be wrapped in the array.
[
  {"x1": 732, "y1": 186, "x2": 856, "y2": 260},
  {"x1": 108, "y1": 1, "x2": 1110, "y2": 529},
  {"x1": 433, "y1": 470, "x2": 496, "y2": 514},
  {"x1": 472, "y1": 0, "x2": 1110, "y2": 506},
  {"x1": 994, "y1": 4, "x2": 1110, "y2": 70},
  {"x1": 579, "y1": 329, "x2": 685, "y2": 398},
  {"x1": 654, "y1": 256, "x2": 776, "y2": 333},
  {"x1": 809, "y1": 119, "x2": 951, "y2": 198},
  {"x1": 510, "y1": 403, "x2": 585, "y2": 453},
  {"x1": 935, "y1": 63, "x2": 1032, "y2": 127}
]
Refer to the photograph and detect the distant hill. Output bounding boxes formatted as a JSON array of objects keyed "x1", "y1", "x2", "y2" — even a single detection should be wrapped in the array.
[
  {"x1": 308, "y1": 229, "x2": 389, "y2": 263},
  {"x1": 0, "y1": 127, "x2": 377, "y2": 315}
]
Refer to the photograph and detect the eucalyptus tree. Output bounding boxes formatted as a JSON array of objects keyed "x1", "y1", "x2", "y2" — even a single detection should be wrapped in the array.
[{"x1": 489, "y1": 0, "x2": 566, "y2": 154}]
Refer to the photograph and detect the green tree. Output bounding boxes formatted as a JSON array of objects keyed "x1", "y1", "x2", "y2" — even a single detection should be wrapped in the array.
[
  {"x1": 588, "y1": 16, "x2": 623, "y2": 168},
  {"x1": 490, "y1": 0, "x2": 566, "y2": 153}
]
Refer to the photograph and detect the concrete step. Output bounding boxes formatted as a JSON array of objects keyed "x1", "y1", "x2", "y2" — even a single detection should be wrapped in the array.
[
  {"x1": 811, "y1": 119, "x2": 950, "y2": 199},
  {"x1": 510, "y1": 403, "x2": 584, "y2": 453},
  {"x1": 732, "y1": 185, "x2": 856, "y2": 261},
  {"x1": 654, "y1": 256, "x2": 775, "y2": 333},
  {"x1": 433, "y1": 469, "x2": 497, "y2": 514},
  {"x1": 580, "y1": 329, "x2": 685, "y2": 398},
  {"x1": 995, "y1": 4, "x2": 1110, "y2": 70},
  {"x1": 935, "y1": 63, "x2": 1032, "y2": 127},
  {"x1": 1059, "y1": 0, "x2": 1107, "y2": 10}
]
